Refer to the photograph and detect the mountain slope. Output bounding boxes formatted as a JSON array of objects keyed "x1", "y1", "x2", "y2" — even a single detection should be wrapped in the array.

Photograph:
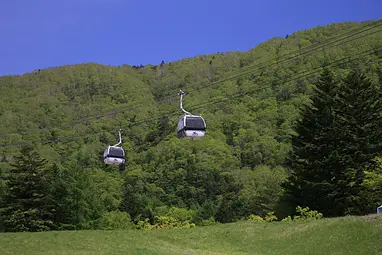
[{"x1": 0, "y1": 20, "x2": 381, "y2": 228}]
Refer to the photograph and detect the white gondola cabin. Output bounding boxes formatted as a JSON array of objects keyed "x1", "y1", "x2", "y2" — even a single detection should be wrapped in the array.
[
  {"x1": 177, "y1": 115, "x2": 206, "y2": 140},
  {"x1": 103, "y1": 145, "x2": 125, "y2": 166},
  {"x1": 103, "y1": 129, "x2": 126, "y2": 168},
  {"x1": 177, "y1": 90, "x2": 206, "y2": 140}
]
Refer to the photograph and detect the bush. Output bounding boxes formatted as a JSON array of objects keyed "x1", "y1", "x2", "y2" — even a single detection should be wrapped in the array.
[
  {"x1": 136, "y1": 216, "x2": 196, "y2": 230},
  {"x1": 281, "y1": 216, "x2": 293, "y2": 222},
  {"x1": 199, "y1": 217, "x2": 218, "y2": 226},
  {"x1": 135, "y1": 206, "x2": 198, "y2": 230},
  {"x1": 282, "y1": 206, "x2": 323, "y2": 221},
  {"x1": 136, "y1": 218, "x2": 154, "y2": 230},
  {"x1": 264, "y1": 212, "x2": 278, "y2": 222},
  {"x1": 152, "y1": 216, "x2": 195, "y2": 230},
  {"x1": 248, "y1": 214, "x2": 265, "y2": 222},
  {"x1": 166, "y1": 207, "x2": 196, "y2": 222},
  {"x1": 96, "y1": 211, "x2": 135, "y2": 230}
]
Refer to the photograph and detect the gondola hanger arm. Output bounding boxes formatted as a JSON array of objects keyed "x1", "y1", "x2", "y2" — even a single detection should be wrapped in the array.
[
  {"x1": 179, "y1": 90, "x2": 192, "y2": 115},
  {"x1": 113, "y1": 129, "x2": 123, "y2": 147}
]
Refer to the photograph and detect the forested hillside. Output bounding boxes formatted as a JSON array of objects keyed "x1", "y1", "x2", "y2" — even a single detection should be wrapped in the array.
[{"x1": 0, "y1": 20, "x2": 381, "y2": 231}]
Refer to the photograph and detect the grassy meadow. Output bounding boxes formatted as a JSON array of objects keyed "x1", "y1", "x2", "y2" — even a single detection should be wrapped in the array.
[{"x1": 1, "y1": 215, "x2": 381, "y2": 255}]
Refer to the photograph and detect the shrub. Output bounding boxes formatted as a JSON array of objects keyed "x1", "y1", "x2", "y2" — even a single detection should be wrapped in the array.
[
  {"x1": 281, "y1": 216, "x2": 293, "y2": 222},
  {"x1": 199, "y1": 217, "x2": 218, "y2": 226},
  {"x1": 136, "y1": 216, "x2": 196, "y2": 230},
  {"x1": 135, "y1": 206, "x2": 198, "y2": 231},
  {"x1": 282, "y1": 206, "x2": 323, "y2": 221},
  {"x1": 136, "y1": 218, "x2": 153, "y2": 230},
  {"x1": 166, "y1": 207, "x2": 196, "y2": 223},
  {"x1": 152, "y1": 216, "x2": 196, "y2": 230},
  {"x1": 248, "y1": 214, "x2": 265, "y2": 222},
  {"x1": 96, "y1": 211, "x2": 135, "y2": 230},
  {"x1": 264, "y1": 212, "x2": 278, "y2": 222},
  {"x1": 295, "y1": 206, "x2": 323, "y2": 220}
]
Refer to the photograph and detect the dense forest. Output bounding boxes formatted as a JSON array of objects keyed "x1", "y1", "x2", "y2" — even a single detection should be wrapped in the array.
[{"x1": 0, "y1": 20, "x2": 381, "y2": 232}]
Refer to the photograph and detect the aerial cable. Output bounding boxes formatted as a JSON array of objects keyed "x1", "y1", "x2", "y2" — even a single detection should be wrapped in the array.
[
  {"x1": 0, "y1": 51, "x2": 380, "y2": 148},
  {"x1": 1, "y1": 21, "x2": 380, "y2": 139},
  {"x1": 0, "y1": 49, "x2": 375, "y2": 144},
  {"x1": 2, "y1": 59, "x2": 380, "y2": 149},
  {"x1": 0, "y1": 23, "x2": 380, "y2": 139}
]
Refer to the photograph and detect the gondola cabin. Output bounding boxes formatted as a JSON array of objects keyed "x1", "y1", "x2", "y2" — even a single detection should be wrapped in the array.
[
  {"x1": 177, "y1": 115, "x2": 206, "y2": 140},
  {"x1": 103, "y1": 145, "x2": 126, "y2": 166}
]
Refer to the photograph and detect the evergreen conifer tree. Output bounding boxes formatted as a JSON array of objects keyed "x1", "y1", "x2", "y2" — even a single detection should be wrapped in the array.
[
  {"x1": 283, "y1": 68, "x2": 382, "y2": 217},
  {"x1": 334, "y1": 69, "x2": 382, "y2": 214},
  {"x1": 0, "y1": 146, "x2": 55, "y2": 232},
  {"x1": 283, "y1": 68, "x2": 345, "y2": 217}
]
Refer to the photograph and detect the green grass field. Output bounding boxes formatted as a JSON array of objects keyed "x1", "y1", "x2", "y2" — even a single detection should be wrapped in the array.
[{"x1": 1, "y1": 215, "x2": 381, "y2": 255}]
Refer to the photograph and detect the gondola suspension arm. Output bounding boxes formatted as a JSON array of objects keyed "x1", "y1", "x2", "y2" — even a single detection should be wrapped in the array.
[
  {"x1": 179, "y1": 90, "x2": 192, "y2": 115},
  {"x1": 113, "y1": 129, "x2": 123, "y2": 147}
]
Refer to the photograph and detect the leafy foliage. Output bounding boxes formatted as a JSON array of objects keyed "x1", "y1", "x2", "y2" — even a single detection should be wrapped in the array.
[
  {"x1": 96, "y1": 211, "x2": 134, "y2": 230},
  {"x1": 0, "y1": 21, "x2": 381, "y2": 231},
  {"x1": 0, "y1": 147, "x2": 55, "y2": 232},
  {"x1": 135, "y1": 206, "x2": 197, "y2": 230},
  {"x1": 283, "y1": 67, "x2": 382, "y2": 217},
  {"x1": 282, "y1": 206, "x2": 323, "y2": 221},
  {"x1": 362, "y1": 157, "x2": 382, "y2": 208}
]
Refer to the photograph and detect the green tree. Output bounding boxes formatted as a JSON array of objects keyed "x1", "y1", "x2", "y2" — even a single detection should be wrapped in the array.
[
  {"x1": 282, "y1": 69, "x2": 345, "y2": 217},
  {"x1": 362, "y1": 157, "x2": 382, "y2": 210},
  {"x1": 0, "y1": 21, "x2": 381, "y2": 227},
  {"x1": 283, "y1": 68, "x2": 382, "y2": 217},
  {"x1": 49, "y1": 163, "x2": 77, "y2": 230},
  {"x1": 334, "y1": 69, "x2": 382, "y2": 214},
  {"x1": 0, "y1": 146, "x2": 55, "y2": 232}
]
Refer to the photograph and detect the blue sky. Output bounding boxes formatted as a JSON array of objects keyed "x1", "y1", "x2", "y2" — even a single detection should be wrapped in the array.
[{"x1": 0, "y1": 0, "x2": 380, "y2": 76}]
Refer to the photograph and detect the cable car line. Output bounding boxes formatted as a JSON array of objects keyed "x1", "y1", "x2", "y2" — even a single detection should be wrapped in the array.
[
  {"x1": 1, "y1": 60, "x2": 379, "y2": 151},
  {"x1": 1, "y1": 27, "x2": 380, "y2": 144},
  {"x1": 0, "y1": 50, "x2": 379, "y2": 149},
  {"x1": 187, "y1": 27, "x2": 382, "y2": 96},
  {"x1": 0, "y1": 21, "x2": 380, "y2": 138},
  {"x1": 146, "y1": 21, "x2": 382, "y2": 100},
  {"x1": 78, "y1": 23, "x2": 382, "y2": 121},
  {"x1": 1, "y1": 50, "x2": 380, "y2": 149}
]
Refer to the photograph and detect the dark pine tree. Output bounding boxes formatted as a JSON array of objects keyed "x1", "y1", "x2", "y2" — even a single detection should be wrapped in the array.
[
  {"x1": 49, "y1": 163, "x2": 76, "y2": 229},
  {"x1": 283, "y1": 68, "x2": 382, "y2": 217},
  {"x1": 282, "y1": 68, "x2": 346, "y2": 217},
  {"x1": 334, "y1": 69, "x2": 382, "y2": 214},
  {"x1": 0, "y1": 146, "x2": 55, "y2": 232}
]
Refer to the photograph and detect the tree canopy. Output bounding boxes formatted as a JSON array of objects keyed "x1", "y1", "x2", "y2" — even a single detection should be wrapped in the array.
[{"x1": 0, "y1": 20, "x2": 381, "y2": 231}]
